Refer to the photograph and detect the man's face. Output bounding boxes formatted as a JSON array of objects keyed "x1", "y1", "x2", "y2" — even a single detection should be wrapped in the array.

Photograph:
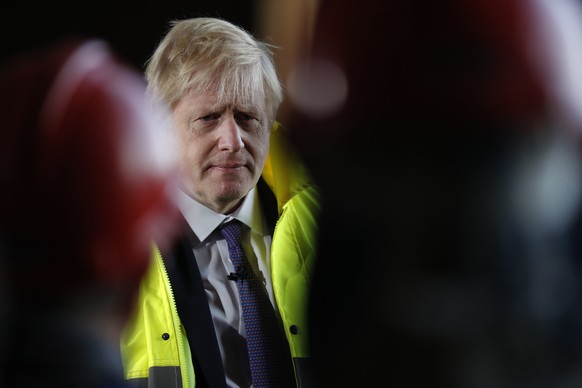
[{"x1": 172, "y1": 89, "x2": 270, "y2": 214}]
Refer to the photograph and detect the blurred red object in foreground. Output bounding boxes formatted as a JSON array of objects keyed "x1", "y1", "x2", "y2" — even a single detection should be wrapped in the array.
[{"x1": 0, "y1": 39, "x2": 180, "y2": 296}]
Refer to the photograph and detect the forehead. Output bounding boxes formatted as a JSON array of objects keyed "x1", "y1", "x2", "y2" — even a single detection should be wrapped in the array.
[{"x1": 178, "y1": 88, "x2": 265, "y2": 114}]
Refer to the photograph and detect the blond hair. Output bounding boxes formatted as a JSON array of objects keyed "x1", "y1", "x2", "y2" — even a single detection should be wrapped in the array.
[{"x1": 145, "y1": 17, "x2": 283, "y2": 124}]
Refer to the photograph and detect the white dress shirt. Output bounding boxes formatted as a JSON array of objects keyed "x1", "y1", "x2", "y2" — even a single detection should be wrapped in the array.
[{"x1": 175, "y1": 187, "x2": 277, "y2": 388}]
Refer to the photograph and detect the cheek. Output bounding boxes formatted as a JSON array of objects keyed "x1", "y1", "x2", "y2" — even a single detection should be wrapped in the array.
[
  {"x1": 172, "y1": 134, "x2": 197, "y2": 172},
  {"x1": 254, "y1": 134, "x2": 271, "y2": 167},
  {"x1": 173, "y1": 133, "x2": 188, "y2": 160},
  {"x1": 246, "y1": 127, "x2": 269, "y2": 149},
  {"x1": 176, "y1": 148, "x2": 201, "y2": 191},
  {"x1": 181, "y1": 143, "x2": 203, "y2": 170},
  {"x1": 174, "y1": 126, "x2": 204, "y2": 160}
]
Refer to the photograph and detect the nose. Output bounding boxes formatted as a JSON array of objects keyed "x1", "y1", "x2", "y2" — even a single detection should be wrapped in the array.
[{"x1": 217, "y1": 115, "x2": 244, "y2": 152}]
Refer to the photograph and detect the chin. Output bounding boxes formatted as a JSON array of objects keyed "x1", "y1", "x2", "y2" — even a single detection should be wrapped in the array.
[{"x1": 215, "y1": 183, "x2": 249, "y2": 203}]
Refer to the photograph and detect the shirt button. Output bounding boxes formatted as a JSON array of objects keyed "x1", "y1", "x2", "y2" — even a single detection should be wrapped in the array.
[
  {"x1": 162, "y1": 333, "x2": 170, "y2": 341},
  {"x1": 289, "y1": 325, "x2": 299, "y2": 335}
]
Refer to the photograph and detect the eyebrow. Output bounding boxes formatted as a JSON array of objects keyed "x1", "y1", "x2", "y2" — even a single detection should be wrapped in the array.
[
  {"x1": 199, "y1": 102, "x2": 261, "y2": 115},
  {"x1": 234, "y1": 104, "x2": 261, "y2": 114},
  {"x1": 190, "y1": 95, "x2": 262, "y2": 117}
]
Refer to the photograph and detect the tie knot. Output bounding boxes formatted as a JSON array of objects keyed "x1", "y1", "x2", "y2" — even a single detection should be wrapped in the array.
[
  {"x1": 219, "y1": 220, "x2": 246, "y2": 271},
  {"x1": 219, "y1": 220, "x2": 243, "y2": 244}
]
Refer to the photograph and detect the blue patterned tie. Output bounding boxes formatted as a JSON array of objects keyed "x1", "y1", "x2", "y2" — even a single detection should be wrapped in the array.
[{"x1": 219, "y1": 220, "x2": 295, "y2": 387}]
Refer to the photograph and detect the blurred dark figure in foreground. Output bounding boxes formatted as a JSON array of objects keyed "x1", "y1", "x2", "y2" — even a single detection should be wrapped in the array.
[
  {"x1": 285, "y1": 0, "x2": 582, "y2": 386},
  {"x1": 0, "y1": 39, "x2": 180, "y2": 387}
]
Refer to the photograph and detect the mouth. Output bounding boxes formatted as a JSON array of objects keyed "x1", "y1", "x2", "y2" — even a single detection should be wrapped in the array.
[
  {"x1": 207, "y1": 161, "x2": 247, "y2": 173},
  {"x1": 214, "y1": 162, "x2": 244, "y2": 169},
  {"x1": 203, "y1": 155, "x2": 252, "y2": 174}
]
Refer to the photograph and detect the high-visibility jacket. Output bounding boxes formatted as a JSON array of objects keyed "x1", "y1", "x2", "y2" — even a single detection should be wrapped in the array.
[{"x1": 120, "y1": 124, "x2": 321, "y2": 387}]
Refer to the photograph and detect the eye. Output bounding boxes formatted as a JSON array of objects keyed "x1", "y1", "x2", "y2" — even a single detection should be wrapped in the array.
[
  {"x1": 197, "y1": 112, "x2": 220, "y2": 122},
  {"x1": 234, "y1": 111, "x2": 257, "y2": 122}
]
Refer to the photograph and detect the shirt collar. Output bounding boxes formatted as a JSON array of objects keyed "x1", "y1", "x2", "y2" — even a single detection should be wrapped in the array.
[{"x1": 175, "y1": 186, "x2": 265, "y2": 243}]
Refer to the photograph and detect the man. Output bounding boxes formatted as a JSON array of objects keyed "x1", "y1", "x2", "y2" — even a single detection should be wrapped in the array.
[{"x1": 120, "y1": 17, "x2": 321, "y2": 388}]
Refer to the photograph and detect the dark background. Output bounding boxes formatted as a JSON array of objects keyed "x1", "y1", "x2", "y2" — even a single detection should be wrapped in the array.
[{"x1": 0, "y1": 1, "x2": 256, "y2": 72}]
